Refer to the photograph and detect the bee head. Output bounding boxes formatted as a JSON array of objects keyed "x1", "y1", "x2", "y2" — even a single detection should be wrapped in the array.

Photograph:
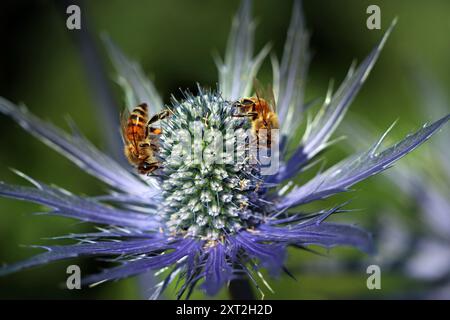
[
  {"x1": 233, "y1": 98, "x2": 254, "y2": 114},
  {"x1": 240, "y1": 98, "x2": 254, "y2": 106},
  {"x1": 138, "y1": 162, "x2": 158, "y2": 174}
]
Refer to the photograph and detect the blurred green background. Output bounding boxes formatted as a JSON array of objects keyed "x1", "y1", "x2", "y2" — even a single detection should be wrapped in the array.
[{"x1": 0, "y1": 0, "x2": 449, "y2": 299}]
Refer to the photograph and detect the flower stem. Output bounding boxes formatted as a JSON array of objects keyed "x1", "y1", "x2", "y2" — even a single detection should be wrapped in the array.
[{"x1": 228, "y1": 277, "x2": 255, "y2": 300}]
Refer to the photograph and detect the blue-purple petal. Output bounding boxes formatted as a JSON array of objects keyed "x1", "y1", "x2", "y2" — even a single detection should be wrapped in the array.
[
  {"x1": 0, "y1": 179, "x2": 160, "y2": 230},
  {"x1": 202, "y1": 242, "x2": 233, "y2": 296},
  {"x1": 230, "y1": 232, "x2": 286, "y2": 275},
  {"x1": 217, "y1": 0, "x2": 270, "y2": 100},
  {"x1": 256, "y1": 222, "x2": 374, "y2": 254},
  {"x1": 103, "y1": 36, "x2": 163, "y2": 113},
  {"x1": 278, "y1": 114, "x2": 450, "y2": 210},
  {"x1": 81, "y1": 239, "x2": 201, "y2": 286},
  {"x1": 275, "y1": 0, "x2": 309, "y2": 138},
  {"x1": 0, "y1": 97, "x2": 152, "y2": 196},
  {"x1": 272, "y1": 20, "x2": 396, "y2": 183},
  {"x1": 0, "y1": 236, "x2": 170, "y2": 276}
]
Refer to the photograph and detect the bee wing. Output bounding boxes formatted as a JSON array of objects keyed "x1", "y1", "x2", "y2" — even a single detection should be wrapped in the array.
[
  {"x1": 253, "y1": 78, "x2": 277, "y2": 113},
  {"x1": 120, "y1": 109, "x2": 131, "y2": 143},
  {"x1": 265, "y1": 85, "x2": 277, "y2": 113}
]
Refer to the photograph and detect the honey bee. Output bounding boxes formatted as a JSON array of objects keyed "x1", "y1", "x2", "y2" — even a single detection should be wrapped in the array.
[
  {"x1": 233, "y1": 81, "x2": 279, "y2": 148},
  {"x1": 121, "y1": 103, "x2": 170, "y2": 174}
]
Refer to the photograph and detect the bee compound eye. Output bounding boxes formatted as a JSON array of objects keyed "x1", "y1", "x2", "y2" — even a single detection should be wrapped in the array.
[
  {"x1": 142, "y1": 162, "x2": 151, "y2": 170},
  {"x1": 139, "y1": 162, "x2": 158, "y2": 173},
  {"x1": 242, "y1": 99, "x2": 254, "y2": 106}
]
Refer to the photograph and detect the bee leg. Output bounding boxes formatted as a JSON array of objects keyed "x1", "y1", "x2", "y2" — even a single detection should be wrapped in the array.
[
  {"x1": 232, "y1": 112, "x2": 258, "y2": 119},
  {"x1": 148, "y1": 163, "x2": 159, "y2": 171},
  {"x1": 150, "y1": 143, "x2": 159, "y2": 152},
  {"x1": 146, "y1": 110, "x2": 170, "y2": 136},
  {"x1": 148, "y1": 109, "x2": 171, "y2": 125},
  {"x1": 149, "y1": 127, "x2": 162, "y2": 135},
  {"x1": 157, "y1": 109, "x2": 171, "y2": 120},
  {"x1": 232, "y1": 113, "x2": 252, "y2": 118},
  {"x1": 138, "y1": 142, "x2": 150, "y2": 148},
  {"x1": 146, "y1": 162, "x2": 161, "y2": 175},
  {"x1": 148, "y1": 114, "x2": 159, "y2": 125}
]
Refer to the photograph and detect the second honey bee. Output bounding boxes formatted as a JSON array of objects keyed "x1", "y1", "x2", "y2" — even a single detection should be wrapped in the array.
[
  {"x1": 233, "y1": 82, "x2": 279, "y2": 148},
  {"x1": 122, "y1": 103, "x2": 170, "y2": 174}
]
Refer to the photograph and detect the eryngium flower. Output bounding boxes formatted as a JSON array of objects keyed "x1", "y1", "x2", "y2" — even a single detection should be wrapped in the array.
[{"x1": 0, "y1": 0, "x2": 448, "y2": 298}]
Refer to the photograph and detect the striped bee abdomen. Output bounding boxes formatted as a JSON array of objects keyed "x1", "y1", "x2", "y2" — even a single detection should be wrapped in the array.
[{"x1": 126, "y1": 103, "x2": 148, "y2": 142}]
